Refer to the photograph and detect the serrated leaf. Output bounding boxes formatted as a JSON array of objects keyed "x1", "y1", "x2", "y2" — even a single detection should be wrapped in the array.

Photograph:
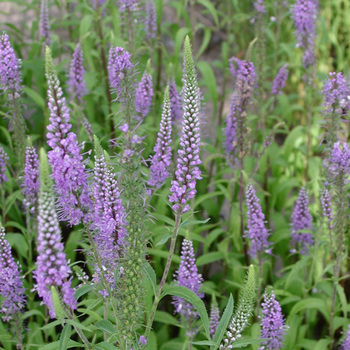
[
  {"x1": 74, "y1": 284, "x2": 94, "y2": 301},
  {"x1": 59, "y1": 324, "x2": 71, "y2": 350},
  {"x1": 142, "y1": 262, "x2": 157, "y2": 295},
  {"x1": 95, "y1": 320, "x2": 115, "y2": 335},
  {"x1": 156, "y1": 233, "x2": 172, "y2": 246}
]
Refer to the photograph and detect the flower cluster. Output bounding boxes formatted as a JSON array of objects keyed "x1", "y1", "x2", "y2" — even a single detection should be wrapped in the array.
[
  {"x1": 34, "y1": 150, "x2": 76, "y2": 318},
  {"x1": 169, "y1": 37, "x2": 202, "y2": 213},
  {"x1": 341, "y1": 325, "x2": 350, "y2": 350},
  {"x1": 209, "y1": 303, "x2": 220, "y2": 337},
  {"x1": 0, "y1": 225, "x2": 26, "y2": 322},
  {"x1": 260, "y1": 288, "x2": 287, "y2": 350},
  {"x1": 292, "y1": 0, "x2": 318, "y2": 69},
  {"x1": 68, "y1": 43, "x2": 86, "y2": 102},
  {"x1": 148, "y1": 86, "x2": 172, "y2": 189},
  {"x1": 40, "y1": 0, "x2": 51, "y2": 45},
  {"x1": 169, "y1": 80, "x2": 182, "y2": 122},
  {"x1": 245, "y1": 184, "x2": 271, "y2": 257},
  {"x1": 271, "y1": 64, "x2": 289, "y2": 95},
  {"x1": 0, "y1": 146, "x2": 8, "y2": 184},
  {"x1": 0, "y1": 32, "x2": 22, "y2": 92},
  {"x1": 324, "y1": 141, "x2": 350, "y2": 179},
  {"x1": 118, "y1": 0, "x2": 138, "y2": 12},
  {"x1": 135, "y1": 72, "x2": 153, "y2": 118},
  {"x1": 173, "y1": 239, "x2": 203, "y2": 327},
  {"x1": 23, "y1": 145, "x2": 40, "y2": 213},
  {"x1": 291, "y1": 187, "x2": 313, "y2": 254},
  {"x1": 145, "y1": 0, "x2": 157, "y2": 39},
  {"x1": 253, "y1": 0, "x2": 266, "y2": 14},
  {"x1": 320, "y1": 188, "x2": 334, "y2": 227},
  {"x1": 45, "y1": 47, "x2": 91, "y2": 225}
]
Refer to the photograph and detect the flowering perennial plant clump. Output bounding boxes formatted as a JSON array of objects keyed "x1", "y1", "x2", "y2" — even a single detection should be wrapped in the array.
[{"x1": 169, "y1": 36, "x2": 202, "y2": 213}]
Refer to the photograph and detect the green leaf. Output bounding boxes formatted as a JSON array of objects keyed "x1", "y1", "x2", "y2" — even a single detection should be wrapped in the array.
[
  {"x1": 23, "y1": 87, "x2": 45, "y2": 108},
  {"x1": 142, "y1": 262, "x2": 157, "y2": 295},
  {"x1": 336, "y1": 284, "x2": 347, "y2": 319},
  {"x1": 156, "y1": 232, "x2": 172, "y2": 246},
  {"x1": 94, "y1": 320, "x2": 115, "y2": 335},
  {"x1": 288, "y1": 298, "x2": 329, "y2": 322},
  {"x1": 232, "y1": 338, "x2": 264, "y2": 348},
  {"x1": 154, "y1": 311, "x2": 181, "y2": 327},
  {"x1": 40, "y1": 340, "x2": 82, "y2": 350},
  {"x1": 74, "y1": 284, "x2": 94, "y2": 301},
  {"x1": 211, "y1": 294, "x2": 234, "y2": 350},
  {"x1": 93, "y1": 342, "x2": 119, "y2": 350},
  {"x1": 180, "y1": 217, "x2": 211, "y2": 229},
  {"x1": 174, "y1": 28, "x2": 190, "y2": 59},
  {"x1": 80, "y1": 14, "x2": 93, "y2": 39},
  {"x1": 197, "y1": 0, "x2": 219, "y2": 25},
  {"x1": 59, "y1": 324, "x2": 71, "y2": 350},
  {"x1": 161, "y1": 285, "x2": 210, "y2": 340},
  {"x1": 197, "y1": 252, "x2": 224, "y2": 267},
  {"x1": 197, "y1": 60, "x2": 218, "y2": 112},
  {"x1": 66, "y1": 319, "x2": 92, "y2": 332}
]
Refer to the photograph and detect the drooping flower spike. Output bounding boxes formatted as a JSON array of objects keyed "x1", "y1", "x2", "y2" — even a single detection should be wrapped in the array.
[
  {"x1": 68, "y1": 43, "x2": 87, "y2": 102},
  {"x1": 169, "y1": 36, "x2": 202, "y2": 213},
  {"x1": 33, "y1": 149, "x2": 76, "y2": 318}
]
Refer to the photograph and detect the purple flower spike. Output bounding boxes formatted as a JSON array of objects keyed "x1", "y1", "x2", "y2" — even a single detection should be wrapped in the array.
[
  {"x1": 292, "y1": 0, "x2": 318, "y2": 69},
  {"x1": 224, "y1": 93, "x2": 238, "y2": 154},
  {"x1": 118, "y1": 0, "x2": 138, "y2": 12},
  {"x1": 320, "y1": 188, "x2": 334, "y2": 227},
  {"x1": 0, "y1": 32, "x2": 22, "y2": 92},
  {"x1": 169, "y1": 37, "x2": 202, "y2": 213},
  {"x1": 34, "y1": 149, "x2": 77, "y2": 319},
  {"x1": 145, "y1": 0, "x2": 157, "y2": 39},
  {"x1": 291, "y1": 187, "x2": 313, "y2": 254},
  {"x1": 245, "y1": 184, "x2": 271, "y2": 257},
  {"x1": 69, "y1": 44, "x2": 86, "y2": 102},
  {"x1": 209, "y1": 303, "x2": 220, "y2": 337},
  {"x1": 253, "y1": 0, "x2": 266, "y2": 14},
  {"x1": 23, "y1": 145, "x2": 40, "y2": 213},
  {"x1": 173, "y1": 239, "x2": 203, "y2": 330},
  {"x1": 135, "y1": 72, "x2": 153, "y2": 118},
  {"x1": 341, "y1": 325, "x2": 350, "y2": 350},
  {"x1": 271, "y1": 64, "x2": 289, "y2": 95},
  {"x1": 40, "y1": 0, "x2": 51, "y2": 45},
  {"x1": 148, "y1": 86, "x2": 172, "y2": 189},
  {"x1": 169, "y1": 80, "x2": 182, "y2": 122},
  {"x1": 260, "y1": 288, "x2": 287, "y2": 350},
  {"x1": 108, "y1": 47, "x2": 132, "y2": 92},
  {"x1": 325, "y1": 141, "x2": 350, "y2": 178},
  {"x1": 0, "y1": 225, "x2": 26, "y2": 322},
  {"x1": 0, "y1": 146, "x2": 8, "y2": 184}
]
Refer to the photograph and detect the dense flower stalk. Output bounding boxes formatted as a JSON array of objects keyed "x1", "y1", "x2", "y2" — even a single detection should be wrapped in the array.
[
  {"x1": 292, "y1": 0, "x2": 318, "y2": 69},
  {"x1": 221, "y1": 265, "x2": 256, "y2": 349},
  {"x1": 169, "y1": 37, "x2": 202, "y2": 213},
  {"x1": 0, "y1": 224, "x2": 26, "y2": 321},
  {"x1": 245, "y1": 184, "x2": 271, "y2": 257},
  {"x1": 118, "y1": 0, "x2": 138, "y2": 11},
  {"x1": 209, "y1": 303, "x2": 220, "y2": 337},
  {"x1": 271, "y1": 64, "x2": 289, "y2": 95},
  {"x1": 224, "y1": 93, "x2": 238, "y2": 154},
  {"x1": 0, "y1": 146, "x2": 8, "y2": 184},
  {"x1": 68, "y1": 44, "x2": 86, "y2": 102},
  {"x1": 260, "y1": 287, "x2": 287, "y2": 350},
  {"x1": 173, "y1": 239, "x2": 203, "y2": 331},
  {"x1": 148, "y1": 86, "x2": 172, "y2": 189},
  {"x1": 92, "y1": 137, "x2": 127, "y2": 296},
  {"x1": 145, "y1": 0, "x2": 157, "y2": 39},
  {"x1": 135, "y1": 72, "x2": 153, "y2": 118},
  {"x1": 40, "y1": 0, "x2": 51, "y2": 45},
  {"x1": 169, "y1": 80, "x2": 182, "y2": 122},
  {"x1": 34, "y1": 149, "x2": 76, "y2": 318},
  {"x1": 325, "y1": 141, "x2": 350, "y2": 180},
  {"x1": 23, "y1": 145, "x2": 40, "y2": 213},
  {"x1": 0, "y1": 32, "x2": 21, "y2": 92},
  {"x1": 320, "y1": 188, "x2": 334, "y2": 227},
  {"x1": 45, "y1": 47, "x2": 91, "y2": 225},
  {"x1": 291, "y1": 187, "x2": 313, "y2": 254},
  {"x1": 341, "y1": 325, "x2": 350, "y2": 350}
]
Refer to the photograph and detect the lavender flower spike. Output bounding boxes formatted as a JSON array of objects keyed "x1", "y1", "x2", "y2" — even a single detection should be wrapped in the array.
[
  {"x1": 260, "y1": 287, "x2": 287, "y2": 350},
  {"x1": 45, "y1": 46, "x2": 92, "y2": 225},
  {"x1": 145, "y1": 0, "x2": 157, "y2": 39},
  {"x1": 23, "y1": 142, "x2": 40, "y2": 213},
  {"x1": 0, "y1": 146, "x2": 8, "y2": 184},
  {"x1": 291, "y1": 187, "x2": 313, "y2": 254},
  {"x1": 209, "y1": 302, "x2": 220, "y2": 337},
  {"x1": 0, "y1": 32, "x2": 22, "y2": 92},
  {"x1": 324, "y1": 141, "x2": 350, "y2": 181},
  {"x1": 135, "y1": 68, "x2": 153, "y2": 118},
  {"x1": 148, "y1": 86, "x2": 172, "y2": 189},
  {"x1": 169, "y1": 80, "x2": 182, "y2": 122},
  {"x1": 0, "y1": 224, "x2": 26, "y2": 322},
  {"x1": 169, "y1": 36, "x2": 202, "y2": 213},
  {"x1": 173, "y1": 239, "x2": 203, "y2": 332},
  {"x1": 320, "y1": 188, "x2": 334, "y2": 227},
  {"x1": 34, "y1": 149, "x2": 77, "y2": 318},
  {"x1": 245, "y1": 184, "x2": 271, "y2": 257},
  {"x1": 292, "y1": 0, "x2": 318, "y2": 69},
  {"x1": 68, "y1": 43, "x2": 86, "y2": 102},
  {"x1": 40, "y1": 0, "x2": 51, "y2": 45},
  {"x1": 341, "y1": 324, "x2": 350, "y2": 350},
  {"x1": 271, "y1": 64, "x2": 289, "y2": 95}
]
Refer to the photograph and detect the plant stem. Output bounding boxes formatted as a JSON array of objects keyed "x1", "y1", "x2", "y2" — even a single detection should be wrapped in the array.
[
  {"x1": 144, "y1": 209, "x2": 182, "y2": 339},
  {"x1": 66, "y1": 311, "x2": 92, "y2": 349}
]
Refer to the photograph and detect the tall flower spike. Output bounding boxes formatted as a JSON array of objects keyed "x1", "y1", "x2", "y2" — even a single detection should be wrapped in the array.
[
  {"x1": 0, "y1": 32, "x2": 21, "y2": 92},
  {"x1": 169, "y1": 36, "x2": 202, "y2": 213},
  {"x1": 292, "y1": 0, "x2": 318, "y2": 69},
  {"x1": 172, "y1": 239, "x2": 204, "y2": 334},
  {"x1": 245, "y1": 184, "x2": 271, "y2": 257},
  {"x1": 260, "y1": 287, "x2": 287, "y2": 350},
  {"x1": 135, "y1": 71, "x2": 153, "y2": 118},
  {"x1": 68, "y1": 43, "x2": 86, "y2": 102},
  {"x1": 148, "y1": 86, "x2": 172, "y2": 189},
  {"x1": 92, "y1": 137, "x2": 127, "y2": 295},
  {"x1": 0, "y1": 224, "x2": 26, "y2": 322},
  {"x1": 324, "y1": 141, "x2": 350, "y2": 181},
  {"x1": 23, "y1": 143, "x2": 40, "y2": 213},
  {"x1": 320, "y1": 188, "x2": 334, "y2": 227},
  {"x1": 271, "y1": 64, "x2": 289, "y2": 95},
  {"x1": 40, "y1": 0, "x2": 51, "y2": 45},
  {"x1": 291, "y1": 187, "x2": 313, "y2": 254},
  {"x1": 169, "y1": 80, "x2": 182, "y2": 122},
  {"x1": 221, "y1": 265, "x2": 256, "y2": 349},
  {"x1": 34, "y1": 149, "x2": 77, "y2": 318},
  {"x1": 45, "y1": 47, "x2": 92, "y2": 225},
  {"x1": 118, "y1": 0, "x2": 138, "y2": 12},
  {"x1": 209, "y1": 301, "x2": 220, "y2": 337},
  {"x1": 0, "y1": 146, "x2": 8, "y2": 184},
  {"x1": 341, "y1": 325, "x2": 350, "y2": 350},
  {"x1": 145, "y1": 0, "x2": 157, "y2": 39}
]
